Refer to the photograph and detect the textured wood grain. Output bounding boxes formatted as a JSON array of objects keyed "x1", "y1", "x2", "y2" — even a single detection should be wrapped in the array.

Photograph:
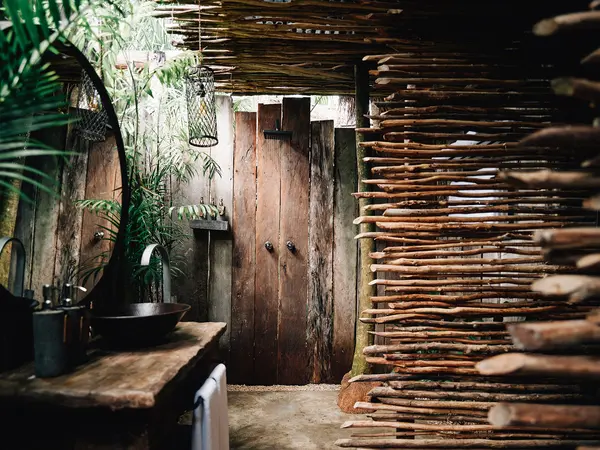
[
  {"x1": 79, "y1": 133, "x2": 119, "y2": 292},
  {"x1": 277, "y1": 97, "x2": 311, "y2": 385},
  {"x1": 171, "y1": 119, "x2": 211, "y2": 319},
  {"x1": 55, "y1": 134, "x2": 89, "y2": 287},
  {"x1": 308, "y1": 120, "x2": 335, "y2": 383},
  {"x1": 352, "y1": 63, "x2": 375, "y2": 377},
  {"x1": 208, "y1": 95, "x2": 235, "y2": 358},
  {"x1": 254, "y1": 103, "x2": 282, "y2": 385},
  {"x1": 332, "y1": 127, "x2": 358, "y2": 382},
  {"x1": 230, "y1": 111, "x2": 257, "y2": 384},
  {"x1": 12, "y1": 174, "x2": 36, "y2": 291},
  {"x1": 175, "y1": 247, "x2": 209, "y2": 319},
  {"x1": 29, "y1": 127, "x2": 70, "y2": 291},
  {"x1": 0, "y1": 322, "x2": 226, "y2": 409}
]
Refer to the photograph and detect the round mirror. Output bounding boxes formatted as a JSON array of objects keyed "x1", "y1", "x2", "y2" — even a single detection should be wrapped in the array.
[{"x1": 0, "y1": 39, "x2": 128, "y2": 307}]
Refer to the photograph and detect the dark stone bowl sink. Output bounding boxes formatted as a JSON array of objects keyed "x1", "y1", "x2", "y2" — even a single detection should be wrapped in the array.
[{"x1": 90, "y1": 303, "x2": 191, "y2": 348}]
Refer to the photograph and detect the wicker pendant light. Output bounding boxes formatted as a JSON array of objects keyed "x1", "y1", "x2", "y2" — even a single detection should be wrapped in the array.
[
  {"x1": 74, "y1": 69, "x2": 108, "y2": 142},
  {"x1": 185, "y1": 0, "x2": 218, "y2": 148},
  {"x1": 185, "y1": 64, "x2": 218, "y2": 147}
]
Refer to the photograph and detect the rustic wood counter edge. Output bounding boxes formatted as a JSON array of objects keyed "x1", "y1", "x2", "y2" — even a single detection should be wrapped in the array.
[{"x1": 0, "y1": 322, "x2": 226, "y2": 410}]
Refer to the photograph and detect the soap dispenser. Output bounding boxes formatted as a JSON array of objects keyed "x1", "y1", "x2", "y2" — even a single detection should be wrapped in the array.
[
  {"x1": 41, "y1": 284, "x2": 54, "y2": 310},
  {"x1": 58, "y1": 284, "x2": 89, "y2": 367},
  {"x1": 32, "y1": 284, "x2": 67, "y2": 377}
]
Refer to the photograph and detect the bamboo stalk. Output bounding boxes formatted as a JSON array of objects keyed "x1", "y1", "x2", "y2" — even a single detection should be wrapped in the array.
[
  {"x1": 351, "y1": 62, "x2": 374, "y2": 378},
  {"x1": 364, "y1": 343, "x2": 513, "y2": 355},
  {"x1": 382, "y1": 206, "x2": 581, "y2": 217},
  {"x1": 359, "y1": 215, "x2": 582, "y2": 225},
  {"x1": 355, "y1": 189, "x2": 586, "y2": 200},
  {"x1": 387, "y1": 380, "x2": 582, "y2": 393},
  {"x1": 576, "y1": 253, "x2": 600, "y2": 270},
  {"x1": 368, "y1": 198, "x2": 584, "y2": 211},
  {"x1": 372, "y1": 330, "x2": 509, "y2": 339},
  {"x1": 368, "y1": 412, "x2": 489, "y2": 424},
  {"x1": 508, "y1": 320, "x2": 600, "y2": 350},
  {"x1": 380, "y1": 118, "x2": 551, "y2": 129},
  {"x1": 531, "y1": 275, "x2": 600, "y2": 303},
  {"x1": 375, "y1": 352, "x2": 480, "y2": 360},
  {"x1": 375, "y1": 359, "x2": 477, "y2": 367},
  {"x1": 552, "y1": 77, "x2": 600, "y2": 103},
  {"x1": 520, "y1": 125, "x2": 600, "y2": 148},
  {"x1": 477, "y1": 353, "x2": 600, "y2": 378},
  {"x1": 375, "y1": 222, "x2": 569, "y2": 232},
  {"x1": 342, "y1": 420, "x2": 588, "y2": 433},
  {"x1": 368, "y1": 387, "x2": 585, "y2": 403},
  {"x1": 535, "y1": 228, "x2": 600, "y2": 249},
  {"x1": 336, "y1": 437, "x2": 600, "y2": 448},
  {"x1": 372, "y1": 248, "x2": 540, "y2": 259},
  {"x1": 534, "y1": 11, "x2": 600, "y2": 36},
  {"x1": 351, "y1": 431, "x2": 600, "y2": 439},
  {"x1": 374, "y1": 305, "x2": 559, "y2": 318},
  {"x1": 489, "y1": 403, "x2": 600, "y2": 430},
  {"x1": 371, "y1": 264, "x2": 564, "y2": 275},
  {"x1": 374, "y1": 293, "x2": 538, "y2": 302},
  {"x1": 388, "y1": 319, "x2": 509, "y2": 330},
  {"x1": 373, "y1": 279, "x2": 535, "y2": 287},
  {"x1": 372, "y1": 256, "x2": 544, "y2": 266},
  {"x1": 500, "y1": 170, "x2": 600, "y2": 188},
  {"x1": 354, "y1": 401, "x2": 488, "y2": 417}
]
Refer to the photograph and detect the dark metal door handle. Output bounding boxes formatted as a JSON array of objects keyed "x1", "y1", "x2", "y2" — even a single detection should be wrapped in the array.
[{"x1": 286, "y1": 241, "x2": 296, "y2": 253}]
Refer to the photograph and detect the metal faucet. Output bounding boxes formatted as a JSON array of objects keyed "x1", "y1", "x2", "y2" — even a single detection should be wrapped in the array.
[
  {"x1": 140, "y1": 244, "x2": 173, "y2": 303},
  {"x1": 0, "y1": 237, "x2": 25, "y2": 297}
]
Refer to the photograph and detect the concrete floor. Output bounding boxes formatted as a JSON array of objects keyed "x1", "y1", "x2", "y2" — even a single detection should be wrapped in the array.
[
  {"x1": 177, "y1": 386, "x2": 355, "y2": 449},
  {"x1": 228, "y1": 388, "x2": 354, "y2": 450}
]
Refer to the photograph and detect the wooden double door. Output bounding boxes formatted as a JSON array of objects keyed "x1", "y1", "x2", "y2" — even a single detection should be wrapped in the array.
[{"x1": 229, "y1": 98, "x2": 358, "y2": 385}]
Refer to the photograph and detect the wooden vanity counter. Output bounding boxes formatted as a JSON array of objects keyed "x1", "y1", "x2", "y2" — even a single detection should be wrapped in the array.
[{"x1": 0, "y1": 321, "x2": 226, "y2": 449}]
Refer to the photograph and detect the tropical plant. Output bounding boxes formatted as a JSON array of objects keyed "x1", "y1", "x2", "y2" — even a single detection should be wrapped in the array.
[
  {"x1": 0, "y1": 0, "x2": 119, "y2": 200},
  {"x1": 74, "y1": 0, "x2": 221, "y2": 301}
]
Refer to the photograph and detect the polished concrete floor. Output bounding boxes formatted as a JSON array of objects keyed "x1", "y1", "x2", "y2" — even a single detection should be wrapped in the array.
[
  {"x1": 228, "y1": 388, "x2": 354, "y2": 450},
  {"x1": 177, "y1": 386, "x2": 355, "y2": 449}
]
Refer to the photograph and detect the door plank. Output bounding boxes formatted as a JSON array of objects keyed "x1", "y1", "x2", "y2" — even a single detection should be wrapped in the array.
[
  {"x1": 332, "y1": 128, "x2": 358, "y2": 382},
  {"x1": 307, "y1": 120, "x2": 335, "y2": 383},
  {"x1": 208, "y1": 95, "x2": 235, "y2": 359},
  {"x1": 277, "y1": 98, "x2": 311, "y2": 385},
  {"x1": 79, "y1": 133, "x2": 119, "y2": 291},
  {"x1": 230, "y1": 111, "x2": 257, "y2": 384},
  {"x1": 31, "y1": 126, "x2": 70, "y2": 290},
  {"x1": 255, "y1": 104, "x2": 282, "y2": 385}
]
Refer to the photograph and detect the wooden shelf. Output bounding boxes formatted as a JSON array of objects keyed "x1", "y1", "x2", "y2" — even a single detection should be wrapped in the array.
[{"x1": 190, "y1": 219, "x2": 229, "y2": 232}]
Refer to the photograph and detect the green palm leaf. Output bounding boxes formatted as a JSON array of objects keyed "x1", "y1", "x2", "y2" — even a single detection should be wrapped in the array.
[{"x1": 0, "y1": 0, "x2": 120, "y2": 201}]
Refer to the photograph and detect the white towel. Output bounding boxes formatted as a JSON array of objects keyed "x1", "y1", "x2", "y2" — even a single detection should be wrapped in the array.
[
  {"x1": 192, "y1": 364, "x2": 229, "y2": 450},
  {"x1": 209, "y1": 364, "x2": 229, "y2": 450}
]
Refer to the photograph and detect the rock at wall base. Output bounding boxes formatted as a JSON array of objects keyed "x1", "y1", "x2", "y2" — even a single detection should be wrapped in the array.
[{"x1": 337, "y1": 372, "x2": 381, "y2": 414}]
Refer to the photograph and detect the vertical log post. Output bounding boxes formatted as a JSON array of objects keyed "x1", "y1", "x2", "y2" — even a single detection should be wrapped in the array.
[{"x1": 351, "y1": 63, "x2": 375, "y2": 377}]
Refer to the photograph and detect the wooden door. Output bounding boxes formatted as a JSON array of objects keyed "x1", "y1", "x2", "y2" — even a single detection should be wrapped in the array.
[{"x1": 230, "y1": 99, "x2": 357, "y2": 385}]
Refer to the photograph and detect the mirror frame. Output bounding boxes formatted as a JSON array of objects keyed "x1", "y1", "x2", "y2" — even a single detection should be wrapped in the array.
[{"x1": 54, "y1": 38, "x2": 131, "y2": 308}]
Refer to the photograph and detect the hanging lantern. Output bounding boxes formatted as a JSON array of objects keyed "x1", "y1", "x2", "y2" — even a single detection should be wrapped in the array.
[
  {"x1": 74, "y1": 69, "x2": 108, "y2": 142},
  {"x1": 185, "y1": 65, "x2": 218, "y2": 147}
]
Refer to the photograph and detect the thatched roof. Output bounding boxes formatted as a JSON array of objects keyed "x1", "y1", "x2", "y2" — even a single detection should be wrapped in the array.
[{"x1": 155, "y1": 0, "x2": 589, "y2": 95}]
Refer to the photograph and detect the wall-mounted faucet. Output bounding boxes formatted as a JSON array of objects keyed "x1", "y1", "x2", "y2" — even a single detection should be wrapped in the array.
[
  {"x1": 140, "y1": 244, "x2": 173, "y2": 303},
  {"x1": 0, "y1": 237, "x2": 25, "y2": 298}
]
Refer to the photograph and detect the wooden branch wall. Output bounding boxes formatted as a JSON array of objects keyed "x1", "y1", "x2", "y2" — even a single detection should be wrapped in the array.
[
  {"x1": 153, "y1": 0, "x2": 587, "y2": 95},
  {"x1": 472, "y1": 4, "x2": 600, "y2": 449},
  {"x1": 337, "y1": 1, "x2": 600, "y2": 449}
]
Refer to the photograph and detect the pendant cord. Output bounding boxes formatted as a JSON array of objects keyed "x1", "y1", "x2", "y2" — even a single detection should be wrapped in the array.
[{"x1": 197, "y1": 0, "x2": 202, "y2": 64}]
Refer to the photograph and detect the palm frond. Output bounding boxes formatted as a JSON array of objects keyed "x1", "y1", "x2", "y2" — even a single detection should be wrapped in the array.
[{"x1": 0, "y1": 0, "x2": 121, "y2": 201}]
